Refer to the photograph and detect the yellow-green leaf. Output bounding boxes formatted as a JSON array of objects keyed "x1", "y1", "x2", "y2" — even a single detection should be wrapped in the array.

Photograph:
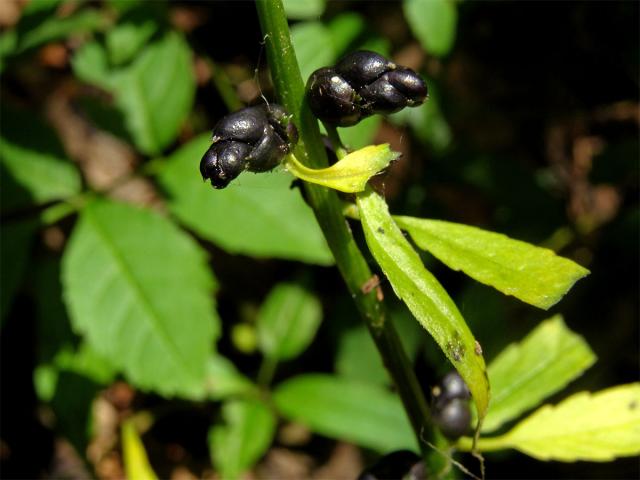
[
  {"x1": 122, "y1": 420, "x2": 158, "y2": 480},
  {"x1": 357, "y1": 187, "x2": 489, "y2": 422},
  {"x1": 463, "y1": 384, "x2": 640, "y2": 462},
  {"x1": 483, "y1": 315, "x2": 596, "y2": 433},
  {"x1": 285, "y1": 144, "x2": 399, "y2": 193},
  {"x1": 393, "y1": 217, "x2": 590, "y2": 310}
]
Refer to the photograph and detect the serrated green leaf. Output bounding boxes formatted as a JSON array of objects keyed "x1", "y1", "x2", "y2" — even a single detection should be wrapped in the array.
[
  {"x1": 283, "y1": 0, "x2": 326, "y2": 20},
  {"x1": 468, "y1": 384, "x2": 640, "y2": 462},
  {"x1": 1, "y1": 220, "x2": 37, "y2": 323},
  {"x1": 155, "y1": 135, "x2": 333, "y2": 265},
  {"x1": 403, "y1": 0, "x2": 457, "y2": 57},
  {"x1": 483, "y1": 315, "x2": 596, "y2": 433},
  {"x1": 257, "y1": 282, "x2": 322, "y2": 361},
  {"x1": 209, "y1": 399, "x2": 276, "y2": 479},
  {"x1": 205, "y1": 355, "x2": 256, "y2": 400},
  {"x1": 291, "y1": 21, "x2": 335, "y2": 81},
  {"x1": 273, "y1": 374, "x2": 416, "y2": 453},
  {"x1": 285, "y1": 144, "x2": 398, "y2": 193},
  {"x1": 394, "y1": 217, "x2": 590, "y2": 310},
  {"x1": 111, "y1": 32, "x2": 195, "y2": 154},
  {"x1": 1, "y1": 105, "x2": 81, "y2": 211},
  {"x1": 357, "y1": 188, "x2": 489, "y2": 422},
  {"x1": 62, "y1": 199, "x2": 218, "y2": 398},
  {"x1": 122, "y1": 420, "x2": 158, "y2": 480}
]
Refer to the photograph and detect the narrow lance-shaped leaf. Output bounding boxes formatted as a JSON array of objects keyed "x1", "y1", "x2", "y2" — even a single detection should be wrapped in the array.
[
  {"x1": 285, "y1": 144, "x2": 399, "y2": 193},
  {"x1": 62, "y1": 199, "x2": 219, "y2": 398},
  {"x1": 357, "y1": 188, "x2": 489, "y2": 422},
  {"x1": 483, "y1": 315, "x2": 596, "y2": 433},
  {"x1": 393, "y1": 217, "x2": 590, "y2": 310},
  {"x1": 209, "y1": 399, "x2": 277, "y2": 479},
  {"x1": 122, "y1": 420, "x2": 158, "y2": 480},
  {"x1": 257, "y1": 282, "x2": 323, "y2": 361},
  {"x1": 461, "y1": 384, "x2": 640, "y2": 462},
  {"x1": 273, "y1": 374, "x2": 416, "y2": 453}
]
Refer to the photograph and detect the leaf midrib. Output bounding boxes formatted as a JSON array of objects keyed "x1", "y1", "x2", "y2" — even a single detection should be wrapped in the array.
[
  {"x1": 397, "y1": 218, "x2": 575, "y2": 303},
  {"x1": 86, "y1": 207, "x2": 194, "y2": 382}
]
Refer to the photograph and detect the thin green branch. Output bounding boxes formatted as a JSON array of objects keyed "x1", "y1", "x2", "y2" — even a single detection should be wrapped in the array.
[{"x1": 255, "y1": 0, "x2": 441, "y2": 464}]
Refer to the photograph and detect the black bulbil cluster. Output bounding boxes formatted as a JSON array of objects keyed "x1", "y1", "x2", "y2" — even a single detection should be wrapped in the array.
[
  {"x1": 307, "y1": 50, "x2": 428, "y2": 127},
  {"x1": 432, "y1": 371, "x2": 472, "y2": 440},
  {"x1": 200, "y1": 104, "x2": 297, "y2": 189}
]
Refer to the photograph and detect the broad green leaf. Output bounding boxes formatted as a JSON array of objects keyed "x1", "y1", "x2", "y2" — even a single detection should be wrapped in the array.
[
  {"x1": 467, "y1": 384, "x2": 640, "y2": 462},
  {"x1": 209, "y1": 399, "x2": 276, "y2": 479},
  {"x1": 483, "y1": 315, "x2": 596, "y2": 433},
  {"x1": 122, "y1": 420, "x2": 158, "y2": 480},
  {"x1": 205, "y1": 355, "x2": 256, "y2": 400},
  {"x1": 356, "y1": 188, "x2": 489, "y2": 421},
  {"x1": 285, "y1": 144, "x2": 399, "y2": 193},
  {"x1": 111, "y1": 32, "x2": 195, "y2": 154},
  {"x1": 393, "y1": 217, "x2": 590, "y2": 310},
  {"x1": 1, "y1": 220, "x2": 37, "y2": 323},
  {"x1": 283, "y1": 0, "x2": 326, "y2": 20},
  {"x1": 1, "y1": 105, "x2": 81, "y2": 211},
  {"x1": 336, "y1": 309, "x2": 424, "y2": 386},
  {"x1": 155, "y1": 135, "x2": 333, "y2": 265},
  {"x1": 106, "y1": 15, "x2": 158, "y2": 65},
  {"x1": 291, "y1": 21, "x2": 335, "y2": 81},
  {"x1": 71, "y1": 40, "x2": 112, "y2": 90},
  {"x1": 62, "y1": 199, "x2": 219, "y2": 398},
  {"x1": 403, "y1": 0, "x2": 457, "y2": 57},
  {"x1": 257, "y1": 282, "x2": 322, "y2": 361},
  {"x1": 273, "y1": 374, "x2": 416, "y2": 453}
]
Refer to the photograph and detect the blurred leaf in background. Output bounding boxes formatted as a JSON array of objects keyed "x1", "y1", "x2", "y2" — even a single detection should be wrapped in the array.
[{"x1": 156, "y1": 135, "x2": 333, "y2": 264}]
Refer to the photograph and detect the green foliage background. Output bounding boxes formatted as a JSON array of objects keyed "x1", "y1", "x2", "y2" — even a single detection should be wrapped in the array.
[{"x1": 1, "y1": 1, "x2": 638, "y2": 478}]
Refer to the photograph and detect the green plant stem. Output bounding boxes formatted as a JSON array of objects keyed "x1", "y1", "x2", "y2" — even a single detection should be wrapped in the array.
[
  {"x1": 255, "y1": 0, "x2": 439, "y2": 463},
  {"x1": 323, "y1": 123, "x2": 348, "y2": 159},
  {"x1": 257, "y1": 355, "x2": 278, "y2": 388}
]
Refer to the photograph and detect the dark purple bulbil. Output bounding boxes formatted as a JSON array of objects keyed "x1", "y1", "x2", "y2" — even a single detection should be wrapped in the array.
[
  {"x1": 199, "y1": 104, "x2": 297, "y2": 189},
  {"x1": 432, "y1": 371, "x2": 473, "y2": 440},
  {"x1": 306, "y1": 50, "x2": 428, "y2": 127}
]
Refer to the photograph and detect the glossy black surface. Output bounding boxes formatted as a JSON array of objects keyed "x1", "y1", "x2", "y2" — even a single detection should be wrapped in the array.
[
  {"x1": 199, "y1": 104, "x2": 297, "y2": 188},
  {"x1": 306, "y1": 51, "x2": 427, "y2": 126}
]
